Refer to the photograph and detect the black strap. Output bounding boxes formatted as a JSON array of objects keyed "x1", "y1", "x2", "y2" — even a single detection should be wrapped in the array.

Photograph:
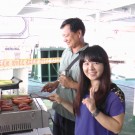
[
  {"x1": 66, "y1": 55, "x2": 80, "y2": 71},
  {"x1": 65, "y1": 43, "x2": 89, "y2": 71}
]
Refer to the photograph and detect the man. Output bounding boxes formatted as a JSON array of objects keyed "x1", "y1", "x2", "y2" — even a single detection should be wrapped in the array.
[{"x1": 41, "y1": 17, "x2": 89, "y2": 135}]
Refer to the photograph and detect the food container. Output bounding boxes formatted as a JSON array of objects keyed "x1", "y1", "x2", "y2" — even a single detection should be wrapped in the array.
[{"x1": 0, "y1": 77, "x2": 22, "y2": 90}]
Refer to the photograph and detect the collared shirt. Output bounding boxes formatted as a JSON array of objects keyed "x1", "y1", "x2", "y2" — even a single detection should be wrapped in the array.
[{"x1": 52, "y1": 43, "x2": 89, "y2": 121}]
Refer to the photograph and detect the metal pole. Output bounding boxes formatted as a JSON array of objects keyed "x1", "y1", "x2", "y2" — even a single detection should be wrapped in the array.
[{"x1": 133, "y1": 88, "x2": 135, "y2": 116}]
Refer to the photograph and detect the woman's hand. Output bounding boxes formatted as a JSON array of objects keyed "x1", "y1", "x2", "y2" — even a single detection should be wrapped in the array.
[
  {"x1": 82, "y1": 87, "x2": 97, "y2": 113},
  {"x1": 48, "y1": 93, "x2": 62, "y2": 104},
  {"x1": 48, "y1": 93, "x2": 74, "y2": 114}
]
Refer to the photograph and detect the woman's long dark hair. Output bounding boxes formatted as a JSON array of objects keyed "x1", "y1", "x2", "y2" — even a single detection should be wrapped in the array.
[{"x1": 73, "y1": 45, "x2": 111, "y2": 115}]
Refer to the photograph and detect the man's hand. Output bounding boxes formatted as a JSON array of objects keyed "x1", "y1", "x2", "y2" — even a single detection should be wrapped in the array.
[
  {"x1": 59, "y1": 75, "x2": 73, "y2": 88},
  {"x1": 41, "y1": 81, "x2": 59, "y2": 93}
]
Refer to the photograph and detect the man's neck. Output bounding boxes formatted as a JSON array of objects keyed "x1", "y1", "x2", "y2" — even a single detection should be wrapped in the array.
[{"x1": 72, "y1": 42, "x2": 85, "y2": 53}]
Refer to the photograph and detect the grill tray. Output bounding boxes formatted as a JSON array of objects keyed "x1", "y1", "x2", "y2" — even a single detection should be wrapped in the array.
[
  {"x1": 0, "y1": 97, "x2": 34, "y2": 112},
  {"x1": 0, "y1": 98, "x2": 50, "y2": 134}
]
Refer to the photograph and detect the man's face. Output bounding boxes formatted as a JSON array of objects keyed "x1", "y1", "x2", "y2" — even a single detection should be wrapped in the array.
[{"x1": 61, "y1": 24, "x2": 80, "y2": 48}]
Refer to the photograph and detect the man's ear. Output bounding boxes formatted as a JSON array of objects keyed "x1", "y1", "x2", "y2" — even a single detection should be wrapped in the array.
[{"x1": 77, "y1": 30, "x2": 82, "y2": 38}]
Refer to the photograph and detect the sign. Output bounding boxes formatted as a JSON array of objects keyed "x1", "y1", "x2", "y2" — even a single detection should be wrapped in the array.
[{"x1": 0, "y1": 57, "x2": 61, "y2": 69}]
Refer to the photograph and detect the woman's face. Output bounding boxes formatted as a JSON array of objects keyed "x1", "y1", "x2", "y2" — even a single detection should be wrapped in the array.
[{"x1": 82, "y1": 59, "x2": 104, "y2": 81}]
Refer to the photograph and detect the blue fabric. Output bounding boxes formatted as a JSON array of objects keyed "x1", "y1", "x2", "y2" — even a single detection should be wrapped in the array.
[{"x1": 75, "y1": 91, "x2": 125, "y2": 135}]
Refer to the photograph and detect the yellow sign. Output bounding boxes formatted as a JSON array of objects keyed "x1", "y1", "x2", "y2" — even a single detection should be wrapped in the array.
[
  {"x1": 0, "y1": 57, "x2": 61, "y2": 69},
  {"x1": 0, "y1": 57, "x2": 125, "y2": 69}
]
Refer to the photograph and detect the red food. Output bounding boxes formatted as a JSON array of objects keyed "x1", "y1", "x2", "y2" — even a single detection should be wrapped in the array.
[
  {"x1": 19, "y1": 106, "x2": 32, "y2": 111},
  {"x1": 0, "y1": 99, "x2": 10, "y2": 104},
  {"x1": 2, "y1": 105, "x2": 12, "y2": 108},
  {"x1": 18, "y1": 103, "x2": 29, "y2": 108},
  {"x1": 1, "y1": 106, "x2": 13, "y2": 111},
  {"x1": 2, "y1": 103, "x2": 12, "y2": 107},
  {"x1": 12, "y1": 96, "x2": 30, "y2": 100},
  {"x1": 12, "y1": 98, "x2": 33, "y2": 105}
]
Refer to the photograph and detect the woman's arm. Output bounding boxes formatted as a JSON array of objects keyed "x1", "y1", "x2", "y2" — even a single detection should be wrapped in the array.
[
  {"x1": 48, "y1": 93, "x2": 74, "y2": 114},
  {"x1": 93, "y1": 110, "x2": 125, "y2": 134}
]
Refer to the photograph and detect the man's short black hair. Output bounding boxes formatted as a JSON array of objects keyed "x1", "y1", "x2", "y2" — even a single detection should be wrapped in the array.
[{"x1": 60, "y1": 18, "x2": 85, "y2": 36}]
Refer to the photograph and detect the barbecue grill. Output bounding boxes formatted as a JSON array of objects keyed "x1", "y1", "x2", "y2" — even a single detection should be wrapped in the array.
[{"x1": 0, "y1": 97, "x2": 51, "y2": 134}]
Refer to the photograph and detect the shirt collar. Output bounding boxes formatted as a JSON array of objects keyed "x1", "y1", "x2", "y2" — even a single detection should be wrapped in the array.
[{"x1": 67, "y1": 43, "x2": 89, "y2": 54}]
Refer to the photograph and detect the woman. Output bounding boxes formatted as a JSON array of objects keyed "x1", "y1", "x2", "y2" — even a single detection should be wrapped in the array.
[{"x1": 49, "y1": 45, "x2": 125, "y2": 135}]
